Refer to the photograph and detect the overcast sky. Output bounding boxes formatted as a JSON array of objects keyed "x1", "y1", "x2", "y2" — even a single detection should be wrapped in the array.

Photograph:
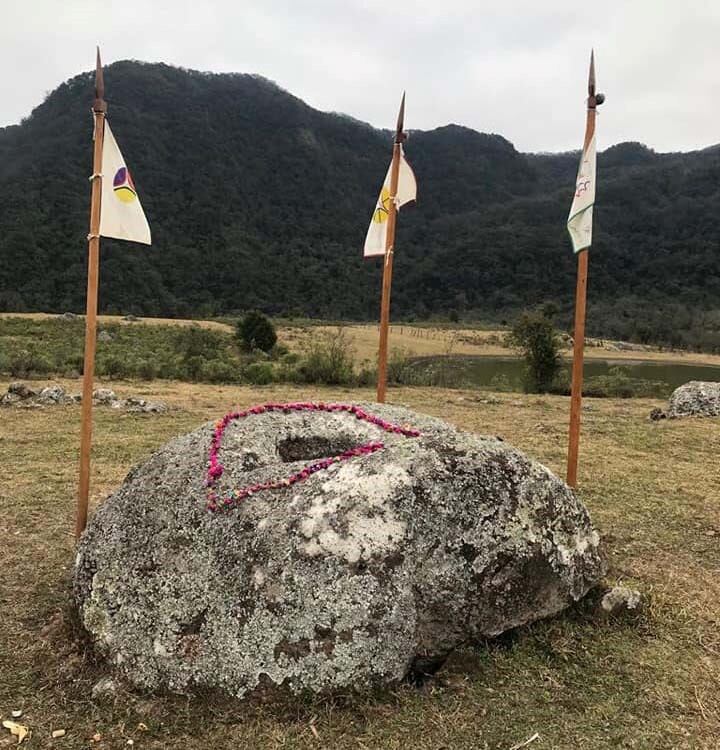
[{"x1": 1, "y1": 0, "x2": 718, "y2": 153}]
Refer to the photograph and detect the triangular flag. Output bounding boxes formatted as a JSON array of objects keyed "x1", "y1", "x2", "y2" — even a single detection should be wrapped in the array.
[
  {"x1": 99, "y1": 121, "x2": 151, "y2": 245},
  {"x1": 363, "y1": 146, "x2": 417, "y2": 258},
  {"x1": 567, "y1": 133, "x2": 596, "y2": 253}
]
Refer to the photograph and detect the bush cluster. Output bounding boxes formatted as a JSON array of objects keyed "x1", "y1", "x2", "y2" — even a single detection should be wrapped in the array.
[
  {"x1": 0, "y1": 315, "x2": 677, "y2": 397},
  {"x1": 507, "y1": 308, "x2": 561, "y2": 393},
  {"x1": 0, "y1": 317, "x2": 362, "y2": 388}
]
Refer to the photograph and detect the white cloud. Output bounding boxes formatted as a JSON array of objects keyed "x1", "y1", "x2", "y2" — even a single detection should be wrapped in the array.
[{"x1": 1, "y1": 0, "x2": 718, "y2": 152}]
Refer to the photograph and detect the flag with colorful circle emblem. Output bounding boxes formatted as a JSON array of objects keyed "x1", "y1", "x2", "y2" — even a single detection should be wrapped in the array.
[
  {"x1": 363, "y1": 145, "x2": 416, "y2": 257},
  {"x1": 99, "y1": 121, "x2": 151, "y2": 245}
]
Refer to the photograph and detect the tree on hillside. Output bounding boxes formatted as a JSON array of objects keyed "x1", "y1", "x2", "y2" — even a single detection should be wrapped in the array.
[
  {"x1": 508, "y1": 307, "x2": 561, "y2": 393},
  {"x1": 237, "y1": 311, "x2": 277, "y2": 353}
]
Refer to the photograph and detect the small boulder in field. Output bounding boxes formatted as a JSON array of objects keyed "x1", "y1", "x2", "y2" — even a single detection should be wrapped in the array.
[
  {"x1": 9, "y1": 382, "x2": 38, "y2": 399},
  {"x1": 93, "y1": 388, "x2": 117, "y2": 404},
  {"x1": 667, "y1": 381, "x2": 720, "y2": 419},
  {"x1": 1, "y1": 382, "x2": 39, "y2": 406},
  {"x1": 38, "y1": 385, "x2": 67, "y2": 404},
  {"x1": 599, "y1": 585, "x2": 643, "y2": 618},
  {"x1": 123, "y1": 396, "x2": 168, "y2": 414},
  {"x1": 75, "y1": 403, "x2": 605, "y2": 699}
]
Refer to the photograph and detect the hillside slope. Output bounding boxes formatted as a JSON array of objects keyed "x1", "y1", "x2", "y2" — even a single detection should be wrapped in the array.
[{"x1": 1, "y1": 61, "x2": 719, "y2": 348}]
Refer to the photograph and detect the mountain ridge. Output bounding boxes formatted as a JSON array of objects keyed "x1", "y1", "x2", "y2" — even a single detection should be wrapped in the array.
[{"x1": 0, "y1": 60, "x2": 719, "y2": 350}]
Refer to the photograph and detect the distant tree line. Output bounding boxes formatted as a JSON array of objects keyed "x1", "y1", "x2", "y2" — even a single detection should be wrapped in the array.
[{"x1": 1, "y1": 62, "x2": 719, "y2": 351}]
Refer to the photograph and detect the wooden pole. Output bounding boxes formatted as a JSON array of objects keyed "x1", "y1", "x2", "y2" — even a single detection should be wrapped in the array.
[
  {"x1": 376, "y1": 93, "x2": 406, "y2": 403},
  {"x1": 566, "y1": 50, "x2": 603, "y2": 488},
  {"x1": 76, "y1": 48, "x2": 106, "y2": 539}
]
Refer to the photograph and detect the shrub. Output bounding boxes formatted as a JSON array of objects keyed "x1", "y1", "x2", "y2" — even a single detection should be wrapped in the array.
[
  {"x1": 237, "y1": 311, "x2": 277, "y2": 353},
  {"x1": 183, "y1": 355, "x2": 205, "y2": 381},
  {"x1": 508, "y1": 309, "x2": 561, "y2": 393},
  {"x1": 356, "y1": 362, "x2": 376, "y2": 387},
  {"x1": 202, "y1": 359, "x2": 239, "y2": 384},
  {"x1": 97, "y1": 355, "x2": 124, "y2": 379},
  {"x1": 8, "y1": 348, "x2": 53, "y2": 377},
  {"x1": 387, "y1": 348, "x2": 418, "y2": 385},
  {"x1": 582, "y1": 367, "x2": 668, "y2": 399},
  {"x1": 293, "y1": 327, "x2": 355, "y2": 385},
  {"x1": 137, "y1": 360, "x2": 158, "y2": 381},
  {"x1": 244, "y1": 361, "x2": 274, "y2": 385},
  {"x1": 550, "y1": 366, "x2": 669, "y2": 399},
  {"x1": 178, "y1": 325, "x2": 223, "y2": 360},
  {"x1": 489, "y1": 373, "x2": 513, "y2": 392}
]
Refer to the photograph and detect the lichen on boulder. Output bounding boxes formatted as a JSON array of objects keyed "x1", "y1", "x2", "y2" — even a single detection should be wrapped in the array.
[
  {"x1": 667, "y1": 381, "x2": 720, "y2": 419},
  {"x1": 74, "y1": 402, "x2": 604, "y2": 698}
]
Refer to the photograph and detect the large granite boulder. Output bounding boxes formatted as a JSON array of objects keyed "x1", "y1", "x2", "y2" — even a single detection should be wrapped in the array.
[
  {"x1": 667, "y1": 381, "x2": 720, "y2": 418},
  {"x1": 74, "y1": 402, "x2": 604, "y2": 698}
]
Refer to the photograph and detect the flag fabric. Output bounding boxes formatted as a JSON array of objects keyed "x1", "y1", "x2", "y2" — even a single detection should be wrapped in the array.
[
  {"x1": 567, "y1": 133, "x2": 596, "y2": 253},
  {"x1": 99, "y1": 121, "x2": 151, "y2": 245},
  {"x1": 363, "y1": 146, "x2": 417, "y2": 257}
]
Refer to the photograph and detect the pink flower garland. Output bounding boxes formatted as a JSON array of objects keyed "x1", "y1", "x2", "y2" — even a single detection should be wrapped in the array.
[{"x1": 205, "y1": 402, "x2": 421, "y2": 512}]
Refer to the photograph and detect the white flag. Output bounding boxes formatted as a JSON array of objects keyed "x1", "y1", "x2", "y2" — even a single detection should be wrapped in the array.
[
  {"x1": 363, "y1": 146, "x2": 417, "y2": 258},
  {"x1": 99, "y1": 121, "x2": 151, "y2": 245},
  {"x1": 567, "y1": 134, "x2": 596, "y2": 253}
]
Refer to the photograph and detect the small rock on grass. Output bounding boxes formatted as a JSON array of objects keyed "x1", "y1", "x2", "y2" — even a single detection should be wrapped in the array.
[
  {"x1": 91, "y1": 676, "x2": 118, "y2": 700},
  {"x1": 92, "y1": 388, "x2": 117, "y2": 404},
  {"x1": 8, "y1": 382, "x2": 38, "y2": 399},
  {"x1": 600, "y1": 585, "x2": 643, "y2": 617}
]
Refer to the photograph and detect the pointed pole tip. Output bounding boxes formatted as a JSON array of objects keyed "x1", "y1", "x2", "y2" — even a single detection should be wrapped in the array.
[
  {"x1": 395, "y1": 92, "x2": 406, "y2": 143},
  {"x1": 94, "y1": 46, "x2": 106, "y2": 112}
]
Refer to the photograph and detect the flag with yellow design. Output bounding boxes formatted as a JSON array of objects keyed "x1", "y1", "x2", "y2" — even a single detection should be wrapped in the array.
[
  {"x1": 363, "y1": 146, "x2": 417, "y2": 257},
  {"x1": 99, "y1": 121, "x2": 151, "y2": 245}
]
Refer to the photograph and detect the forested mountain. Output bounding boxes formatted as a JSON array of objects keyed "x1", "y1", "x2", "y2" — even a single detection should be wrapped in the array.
[{"x1": 1, "y1": 61, "x2": 719, "y2": 349}]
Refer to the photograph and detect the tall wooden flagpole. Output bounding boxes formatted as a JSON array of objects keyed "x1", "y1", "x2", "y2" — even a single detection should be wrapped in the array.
[
  {"x1": 566, "y1": 50, "x2": 604, "y2": 488},
  {"x1": 76, "y1": 47, "x2": 106, "y2": 539},
  {"x1": 376, "y1": 93, "x2": 406, "y2": 403}
]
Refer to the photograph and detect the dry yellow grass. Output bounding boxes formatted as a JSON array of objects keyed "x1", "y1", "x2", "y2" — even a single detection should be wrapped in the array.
[
  {"x1": 279, "y1": 323, "x2": 720, "y2": 368},
  {"x1": 1, "y1": 377, "x2": 719, "y2": 748},
  {"x1": 0, "y1": 312, "x2": 234, "y2": 333}
]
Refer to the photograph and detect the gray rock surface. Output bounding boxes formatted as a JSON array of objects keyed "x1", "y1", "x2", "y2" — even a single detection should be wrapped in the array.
[
  {"x1": 600, "y1": 585, "x2": 643, "y2": 617},
  {"x1": 74, "y1": 403, "x2": 604, "y2": 698},
  {"x1": 8, "y1": 382, "x2": 39, "y2": 399},
  {"x1": 0, "y1": 382, "x2": 38, "y2": 406},
  {"x1": 123, "y1": 396, "x2": 168, "y2": 414},
  {"x1": 38, "y1": 385, "x2": 67, "y2": 404},
  {"x1": 667, "y1": 381, "x2": 720, "y2": 418},
  {"x1": 91, "y1": 676, "x2": 118, "y2": 700},
  {"x1": 0, "y1": 383, "x2": 167, "y2": 413},
  {"x1": 93, "y1": 388, "x2": 117, "y2": 404}
]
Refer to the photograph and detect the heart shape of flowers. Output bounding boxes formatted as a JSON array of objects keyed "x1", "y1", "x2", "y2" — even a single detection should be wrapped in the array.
[{"x1": 205, "y1": 402, "x2": 420, "y2": 512}]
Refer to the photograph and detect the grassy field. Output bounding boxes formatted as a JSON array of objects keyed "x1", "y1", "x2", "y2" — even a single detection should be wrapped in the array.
[
  {"x1": 1, "y1": 379, "x2": 719, "y2": 748},
  {"x1": 4, "y1": 312, "x2": 720, "y2": 367}
]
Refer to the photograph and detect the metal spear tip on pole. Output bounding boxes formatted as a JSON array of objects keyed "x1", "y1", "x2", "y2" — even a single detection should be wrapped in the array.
[
  {"x1": 395, "y1": 92, "x2": 407, "y2": 143},
  {"x1": 94, "y1": 46, "x2": 107, "y2": 112},
  {"x1": 587, "y1": 50, "x2": 605, "y2": 109}
]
